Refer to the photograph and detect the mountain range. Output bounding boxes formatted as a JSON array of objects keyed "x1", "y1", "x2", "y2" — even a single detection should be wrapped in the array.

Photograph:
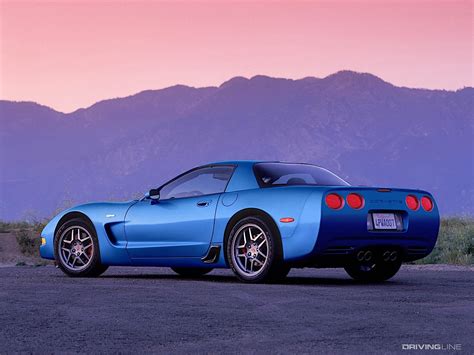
[{"x1": 0, "y1": 71, "x2": 473, "y2": 220}]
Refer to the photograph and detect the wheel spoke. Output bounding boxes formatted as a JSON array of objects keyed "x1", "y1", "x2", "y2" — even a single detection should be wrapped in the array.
[
  {"x1": 253, "y1": 258, "x2": 263, "y2": 266},
  {"x1": 79, "y1": 233, "x2": 91, "y2": 243},
  {"x1": 233, "y1": 223, "x2": 270, "y2": 276},
  {"x1": 253, "y1": 232, "x2": 263, "y2": 241},
  {"x1": 63, "y1": 236, "x2": 73, "y2": 244},
  {"x1": 58, "y1": 226, "x2": 94, "y2": 271},
  {"x1": 79, "y1": 253, "x2": 90, "y2": 263}
]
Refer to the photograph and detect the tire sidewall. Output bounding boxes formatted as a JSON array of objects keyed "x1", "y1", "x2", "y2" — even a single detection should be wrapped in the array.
[
  {"x1": 226, "y1": 216, "x2": 277, "y2": 282},
  {"x1": 54, "y1": 218, "x2": 102, "y2": 277}
]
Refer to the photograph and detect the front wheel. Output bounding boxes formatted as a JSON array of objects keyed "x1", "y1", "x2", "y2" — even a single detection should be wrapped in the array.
[
  {"x1": 226, "y1": 216, "x2": 290, "y2": 283},
  {"x1": 54, "y1": 218, "x2": 108, "y2": 277},
  {"x1": 344, "y1": 259, "x2": 402, "y2": 282}
]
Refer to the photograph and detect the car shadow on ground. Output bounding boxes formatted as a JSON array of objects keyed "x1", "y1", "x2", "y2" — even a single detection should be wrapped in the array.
[{"x1": 96, "y1": 272, "x2": 403, "y2": 287}]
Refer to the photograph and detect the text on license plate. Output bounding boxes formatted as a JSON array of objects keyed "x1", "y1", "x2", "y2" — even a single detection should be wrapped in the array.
[{"x1": 372, "y1": 213, "x2": 397, "y2": 230}]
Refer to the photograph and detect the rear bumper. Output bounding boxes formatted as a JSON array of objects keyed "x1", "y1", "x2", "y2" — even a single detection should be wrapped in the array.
[
  {"x1": 306, "y1": 218, "x2": 439, "y2": 265},
  {"x1": 281, "y1": 188, "x2": 440, "y2": 264},
  {"x1": 290, "y1": 244, "x2": 432, "y2": 268},
  {"x1": 288, "y1": 235, "x2": 437, "y2": 267},
  {"x1": 306, "y1": 189, "x2": 440, "y2": 265},
  {"x1": 283, "y1": 226, "x2": 438, "y2": 265},
  {"x1": 316, "y1": 237, "x2": 435, "y2": 262},
  {"x1": 298, "y1": 219, "x2": 439, "y2": 266}
]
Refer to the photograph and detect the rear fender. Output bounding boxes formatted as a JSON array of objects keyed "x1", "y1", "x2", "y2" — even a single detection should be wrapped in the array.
[{"x1": 212, "y1": 187, "x2": 320, "y2": 265}]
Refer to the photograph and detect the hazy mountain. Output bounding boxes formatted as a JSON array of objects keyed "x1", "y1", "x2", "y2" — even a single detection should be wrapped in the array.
[{"x1": 0, "y1": 71, "x2": 472, "y2": 220}]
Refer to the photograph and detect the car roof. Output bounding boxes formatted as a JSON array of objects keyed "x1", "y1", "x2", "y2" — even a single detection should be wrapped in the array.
[{"x1": 207, "y1": 160, "x2": 274, "y2": 167}]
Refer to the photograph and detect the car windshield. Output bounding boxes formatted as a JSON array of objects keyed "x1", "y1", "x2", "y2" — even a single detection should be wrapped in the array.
[{"x1": 253, "y1": 163, "x2": 349, "y2": 187}]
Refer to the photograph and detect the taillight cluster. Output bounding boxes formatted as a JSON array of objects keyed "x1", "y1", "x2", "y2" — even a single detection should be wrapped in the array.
[
  {"x1": 325, "y1": 192, "x2": 434, "y2": 212},
  {"x1": 325, "y1": 193, "x2": 364, "y2": 210},
  {"x1": 406, "y1": 195, "x2": 433, "y2": 212}
]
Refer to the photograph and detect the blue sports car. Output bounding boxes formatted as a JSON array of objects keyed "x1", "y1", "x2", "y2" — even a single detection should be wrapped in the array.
[{"x1": 40, "y1": 161, "x2": 440, "y2": 283}]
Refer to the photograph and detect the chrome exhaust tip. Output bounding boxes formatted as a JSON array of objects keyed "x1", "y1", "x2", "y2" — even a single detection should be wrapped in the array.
[
  {"x1": 364, "y1": 250, "x2": 373, "y2": 261},
  {"x1": 383, "y1": 251, "x2": 391, "y2": 262},
  {"x1": 390, "y1": 251, "x2": 398, "y2": 262},
  {"x1": 357, "y1": 251, "x2": 365, "y2": 262}
]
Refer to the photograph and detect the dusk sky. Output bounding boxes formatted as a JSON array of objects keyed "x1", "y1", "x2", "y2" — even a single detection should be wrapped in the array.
[{"x1": 0, "y1": 0, "x2": 472, "y2": 113}]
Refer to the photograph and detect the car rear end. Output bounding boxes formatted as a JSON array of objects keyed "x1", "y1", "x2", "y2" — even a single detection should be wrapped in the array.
[{"x1": 312, "y1": 187, "x2": 440, "y2": 265}]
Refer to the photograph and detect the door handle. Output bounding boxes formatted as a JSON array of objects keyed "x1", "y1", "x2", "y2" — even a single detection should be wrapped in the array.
[{"x1": 197, "y1": 201, "x2": 210, "y2": 207}]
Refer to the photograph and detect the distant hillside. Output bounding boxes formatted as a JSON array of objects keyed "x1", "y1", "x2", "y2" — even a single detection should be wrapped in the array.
[{"x1": 0, "y1": 71, "x2": 473, "y2": 220}]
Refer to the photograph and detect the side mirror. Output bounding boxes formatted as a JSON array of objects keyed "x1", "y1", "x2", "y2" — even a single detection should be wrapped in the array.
[{"x1": 148, "y1": 188, "x2": 160, "y2": 201}]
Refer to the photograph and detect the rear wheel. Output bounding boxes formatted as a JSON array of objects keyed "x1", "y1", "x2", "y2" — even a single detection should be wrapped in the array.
[
  {"x1": 344, "y1": 257, "x2": 402, "y2": 282},
  {"x1": 54, "y1": 218, "x2": 108, "y2": 277},
  {"x1": 227, "y1": 216, "x2": 290, "y2": 283},
  {"x1": 171, "y1": 267, "x2": 213, "y2": 277}
]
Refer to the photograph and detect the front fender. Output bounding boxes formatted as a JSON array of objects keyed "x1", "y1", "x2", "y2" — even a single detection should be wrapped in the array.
[{"x1": 40, "y1": 201, "x2": 137, "y2": 265}]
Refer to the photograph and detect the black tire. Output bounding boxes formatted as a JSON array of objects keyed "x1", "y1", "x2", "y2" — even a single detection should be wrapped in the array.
[
  {"x1": 54, "y1": 218, "x2": 108, "y2": 277},
  {"x1": 226, "y1": 216, "x2": 289, "y2": 283},
  {"x1": 171, "y1": 267, "x2": 213, "y2": 277},
  {"x1": 344, "y1": 260, "x2": 402, "y2": 282}
]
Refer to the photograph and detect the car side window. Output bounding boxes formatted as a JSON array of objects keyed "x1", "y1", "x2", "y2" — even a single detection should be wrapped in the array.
[
  {"x1": 273, "y1": 173, "x2": 316, "y2": 185},
  {"x1": 159, "y1": 166, "x2": 234, "y2": 200}
]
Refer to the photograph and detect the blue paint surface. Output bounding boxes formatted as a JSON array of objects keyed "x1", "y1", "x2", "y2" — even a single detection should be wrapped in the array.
[{"x1": 41, "y1": 161, "x2": 440, "y2": 267}]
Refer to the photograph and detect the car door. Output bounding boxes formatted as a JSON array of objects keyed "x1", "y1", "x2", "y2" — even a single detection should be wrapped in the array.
[{"x1": 125, "y1": 165, "x2": 234, "y2": 259}]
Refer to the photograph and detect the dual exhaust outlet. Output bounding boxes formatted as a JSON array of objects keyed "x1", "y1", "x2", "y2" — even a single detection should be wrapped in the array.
[{"x1": 356, "y1": 250, "x2": 398, "y2": 262}]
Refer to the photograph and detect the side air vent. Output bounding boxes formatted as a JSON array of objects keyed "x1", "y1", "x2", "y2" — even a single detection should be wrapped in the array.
[
  {"x1": 202, "y1": 245, "x2": 221, "y2": 263},
  {"x1": 104, "y1": 223, "x2": 118, "y2": 245}
]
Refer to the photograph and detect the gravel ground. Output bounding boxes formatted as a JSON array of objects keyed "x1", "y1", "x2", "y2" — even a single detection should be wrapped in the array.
[{"x1": 0, "y1": 265, "x2": 472, "y2": 354}]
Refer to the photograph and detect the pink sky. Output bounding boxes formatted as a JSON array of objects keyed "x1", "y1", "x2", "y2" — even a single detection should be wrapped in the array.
[{"x1": 0, "y1": 0, "x2": 472, "y2": 113}]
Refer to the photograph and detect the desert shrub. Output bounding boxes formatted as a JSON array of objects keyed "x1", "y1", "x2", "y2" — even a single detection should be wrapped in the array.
[
  {"x1": 0, "y1": 221, "x2": 32, "y2": 233},
  {"x1": 15, "y1": 229, "x2": 41, "y2": 256},
  {"x1": 416, "y1": 217, "x2": 474, "y2": 265},
  {"x1": 0, "y1": 222, "x2": 9, "y2": 233}
]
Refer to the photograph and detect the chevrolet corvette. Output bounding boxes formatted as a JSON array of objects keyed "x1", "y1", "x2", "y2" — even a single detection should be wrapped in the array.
[{"x1": 40, "y1": 161, "x2": 440, "y2": 283}]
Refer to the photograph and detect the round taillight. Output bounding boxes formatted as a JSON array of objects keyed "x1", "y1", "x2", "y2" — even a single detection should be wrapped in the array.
[
  {"x1": 406, "y1": 195, "x2": 419, "y2": 210},
  {"x1": 421, "y1": 196, "x2": 433, "y2": 211},
  {"x1": 325, "y1": 193, "x2": 344, "y2": 209},
  {"x1": 346, "y1": 193, "x2": 364, "y2": 209}
]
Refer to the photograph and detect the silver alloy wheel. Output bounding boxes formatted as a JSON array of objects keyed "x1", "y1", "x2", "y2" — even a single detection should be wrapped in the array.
[
  {"x1": 58, "y1": 226, "x2": 94, "y2": 271},
  {"x1": 231, "y1": 223, "x2": 269, "y2": 277}
]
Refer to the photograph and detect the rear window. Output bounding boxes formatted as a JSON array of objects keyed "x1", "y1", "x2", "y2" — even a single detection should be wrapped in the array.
[{"x1": 253, "y1": 163, "x2": 349, "y2": 187}]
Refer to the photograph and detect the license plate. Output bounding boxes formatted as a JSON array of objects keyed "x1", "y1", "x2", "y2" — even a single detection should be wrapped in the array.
[{"x1": 372, "y1": 213, "x2": 397, "y2": 230}]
